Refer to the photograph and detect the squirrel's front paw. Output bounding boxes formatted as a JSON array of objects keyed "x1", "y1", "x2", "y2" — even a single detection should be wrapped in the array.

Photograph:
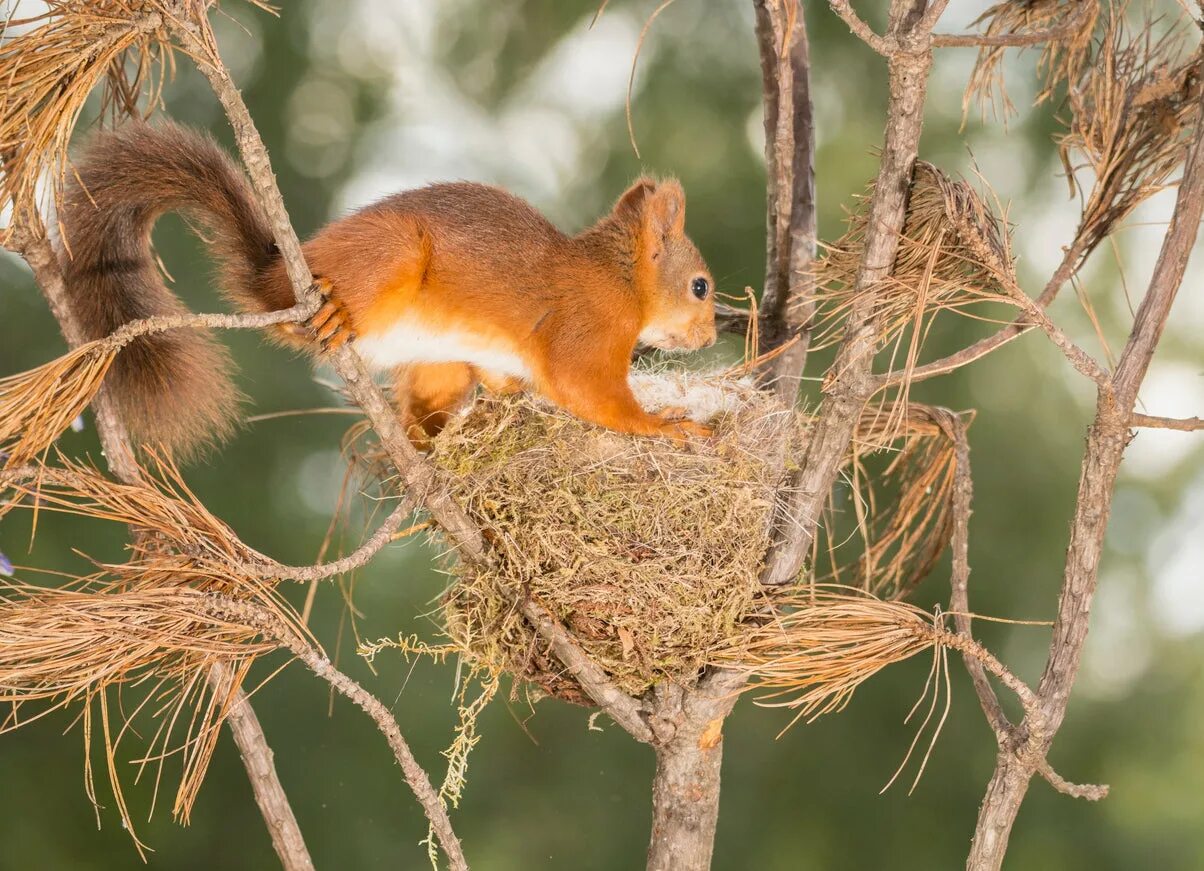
[
  {"x1": 306, "y1": 277, "x2": 356, "y2": 351},
  {"x1": 659, "y1": 417, "x2": 713, "y2": 442}
]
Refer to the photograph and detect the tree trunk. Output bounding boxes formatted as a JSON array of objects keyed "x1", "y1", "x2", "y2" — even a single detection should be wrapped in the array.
[
  {"x1": 647, "y1": 725, "x2": 726, "y2": 871},
  {"x1": 966, "y1": 755, "x2": 1032, "y2": 870},
  {"x1": 644, "y1": 669, "x2": 745, "y2": 870}
]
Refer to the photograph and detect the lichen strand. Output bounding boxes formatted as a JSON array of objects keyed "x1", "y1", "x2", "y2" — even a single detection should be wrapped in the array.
[{"x1": 431, "y1": 372, "x2": 796, "y2": 702}]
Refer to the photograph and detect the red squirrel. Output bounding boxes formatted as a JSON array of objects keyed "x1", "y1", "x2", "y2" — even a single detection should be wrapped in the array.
[{"x1": 59, "y1": 122, "x2": 717, "y2": 457}]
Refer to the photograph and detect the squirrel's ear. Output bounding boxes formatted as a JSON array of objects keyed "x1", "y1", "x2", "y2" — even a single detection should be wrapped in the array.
[
  {"x1": 612, "y1": 178, "x2": 656, "y2": 224},
  {"x1": 645, "y1": 180, "x2": 685, "y2": 240}
]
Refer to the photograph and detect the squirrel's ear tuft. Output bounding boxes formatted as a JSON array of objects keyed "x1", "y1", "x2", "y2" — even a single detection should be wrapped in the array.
[
  {"x1": 645, "y1": 180, "x2": 685, "y2": 240},
  {"x1": 612, "y1": 177, "x2": 657, "y2": 224}
]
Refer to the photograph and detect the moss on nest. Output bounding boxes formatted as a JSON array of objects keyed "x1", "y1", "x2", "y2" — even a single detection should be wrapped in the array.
[{"x1": 430, "y1": 371, "x2": 797, "y2": 703}]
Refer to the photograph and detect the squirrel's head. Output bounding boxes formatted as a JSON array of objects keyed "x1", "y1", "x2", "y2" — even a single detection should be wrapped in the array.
[{"x1": 612, "y1": 178, "x2": 716, "y2": 352}]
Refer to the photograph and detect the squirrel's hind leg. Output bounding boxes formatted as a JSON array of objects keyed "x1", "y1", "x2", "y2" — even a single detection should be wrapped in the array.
[{"x1": 395, "y1": 362, "x2": 479, "y2": 449}]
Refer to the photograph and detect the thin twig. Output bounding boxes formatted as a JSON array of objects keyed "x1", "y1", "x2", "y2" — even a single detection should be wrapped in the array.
[
  {"x1": 938, "y1": 411, "x2": 1105, "y2": 800},
  {"x1": 939, "y1": 411, "x2": 1008, "y2": 738},
  {"x1": 1129, "y1": 412, "x2": 1204, "y2": 431},
  {"x1": 170, "y1": 15, "x2": 489, "y2": 565},
  {"x1": 520, "y1": 600, "x2": 657, "y2": 744},
  {"x1": 206, "y1": 597, "x2": 469, "y2": 871},
  {"x1": 254, "y1": 497, "x2": 417, "y2": 582},
  {"x1": 876, "y1": 237, "x2": 1086, "y2": 388},
  {"x1": 933, "y1": 1, "x2": 1095, "y2": 48},
  {"x1": 828, "y1": 0, "x2": 892, "y2": 55}
]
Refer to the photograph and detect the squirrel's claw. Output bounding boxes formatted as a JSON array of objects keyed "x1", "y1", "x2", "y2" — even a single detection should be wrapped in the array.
[{"x1": 305, "y1": 278, "x2": 356, "y2": 351}]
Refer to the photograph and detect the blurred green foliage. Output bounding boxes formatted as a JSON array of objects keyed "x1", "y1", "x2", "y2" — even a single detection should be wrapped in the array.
[{"x1": 2, "y1": 2, "x2": 1203, "y2": 869}]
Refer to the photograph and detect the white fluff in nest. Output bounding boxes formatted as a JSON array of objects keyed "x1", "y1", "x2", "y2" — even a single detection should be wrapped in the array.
[{"x1": 629, "y1": 370, "x2": 757, "y2": 423}]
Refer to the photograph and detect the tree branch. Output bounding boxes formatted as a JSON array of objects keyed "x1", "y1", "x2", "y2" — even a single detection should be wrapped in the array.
[
  {"x1": 940, "y1": 411, "x2": 1009, "y2": 739},
  {"x1": 828, "y1": 0, "x2": 892, "y2": 55},
  {"x1": 210, "y1": 664, "x2": 316, "y2": 871},
  {"x1": 753, "y1": 0, "x2": 818, "y2": 403},
  {"x1": 762, "y1": 0, "x2": 941, "y2": 585},
  {"x1": 967, "y1": 80, "x2": 1204, "y2": 871},
  {"x1": 3, "y1": 222, "x2": 315, "y2": 870},
  {"x1": 1129, "y1": 413, "x2": 1204, "y2": 431},
  {"x1": 205, "y1": 598, "x2": 469, "y2": 871},
  {"x1": 876, "y1": 235, "x2": 1086, "y2": 388},
  {"x1": 520, "y1": 599, "x2": 658, "y2": 744},
  {"x1": 933, "y1": 1, "x2": 1096, "y2": 49}
]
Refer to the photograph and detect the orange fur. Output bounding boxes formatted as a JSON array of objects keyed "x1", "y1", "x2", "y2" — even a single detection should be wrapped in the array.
[
  {"x1": 64, "y1": 123, "x2": 717, "y2": 454},
  {"x1": 261, "y1": 178, "x2": 717, "y2": 444}
]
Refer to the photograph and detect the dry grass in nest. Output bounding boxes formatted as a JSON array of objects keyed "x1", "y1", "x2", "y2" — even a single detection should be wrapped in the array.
[
  {"x1": 428, "y1": 371, "x2": 797, "y2": 702},
  {"x1": 805, "y1": 162, "x2": 1016, "y2": 387}
]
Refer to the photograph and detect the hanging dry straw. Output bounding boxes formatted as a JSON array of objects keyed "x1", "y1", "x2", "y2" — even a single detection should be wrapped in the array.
[
  {"x1": 804, "y1": 162, "x2": 1016, "y2": 386},
  {"x1": 1, "y1": 1, "x2": 170, "y2": 237},
  {"x1": 1058, "y1": 6, "x2": 1203, "y2": 258},
  {"x1": 715, "y1": 586, "x2": 947, "y2": 724},
  {"x1": 0, "y1": 453, "x2": 308, "y2": 845},
  {"x1": 963, "y1": 0, "x2": 1100, "y2": 120},
  {"x1": 819, "y1": 403, "x2": 963, "y2": 602},
  {"x1": 0, "y1": 306, "x2": 297, "y2": 469},
  {"x1": 0, "y1": 579, "x2": 305, "y2": 851},
  {"x1": 0, "y1": 0, "x2": 276, "y2": 239},
  {"x1": 713, "y1": 585, "x2": 1039, "y2": 790},
  {"x1": 426, "y1": 370, "x2": 798, "y2": 702},
  {"x1": 0, "y1": 451, "x2": 256, "y2": 564},
  {"x1": 0, "y1": 339, "x2": 119, "y2": 467}
]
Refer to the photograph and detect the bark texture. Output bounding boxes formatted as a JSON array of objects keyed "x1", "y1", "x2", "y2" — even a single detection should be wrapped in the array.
[{"x1": 645, "y1": 671, "x2": 745, "y2": 871}]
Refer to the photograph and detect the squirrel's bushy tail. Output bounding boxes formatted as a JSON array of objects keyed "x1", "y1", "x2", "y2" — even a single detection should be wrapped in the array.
[{"x1": 61, "y1": 121, "x2": 287, "y2": 459}]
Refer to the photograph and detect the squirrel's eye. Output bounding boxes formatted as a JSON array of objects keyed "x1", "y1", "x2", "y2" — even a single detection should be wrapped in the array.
[{"x1": 691, "y1": 277, "x2": 710, "y2": 300}]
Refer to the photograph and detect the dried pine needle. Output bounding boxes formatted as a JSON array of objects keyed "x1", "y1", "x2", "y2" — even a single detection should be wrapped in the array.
[{"x1": 804, "y1": 162, "x2": 1016, "y2": 386}]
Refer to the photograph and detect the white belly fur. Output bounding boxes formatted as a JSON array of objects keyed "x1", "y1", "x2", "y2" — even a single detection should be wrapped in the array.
[{"x1": 354, "y1": 318, "x2": 532, "y2": 381}]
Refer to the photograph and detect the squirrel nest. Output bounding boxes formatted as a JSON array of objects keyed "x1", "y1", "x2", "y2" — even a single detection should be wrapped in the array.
[{"x1": 430, "y1": 370, "x2": 798, "y2": 703}]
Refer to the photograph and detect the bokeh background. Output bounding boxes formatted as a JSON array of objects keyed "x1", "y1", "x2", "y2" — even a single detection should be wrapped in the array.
[{"x1": 2, "y1": 1, "x2": 1203, "y2": 868}]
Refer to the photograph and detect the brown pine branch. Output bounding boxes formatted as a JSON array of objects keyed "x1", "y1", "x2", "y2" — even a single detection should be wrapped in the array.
[
  {"x1": 876, "y1": 238, "x2": 1086, "y2": 388},
  {"x1": 966, "y1": 78, "x2": 1204, "y2": 871},
  {"x1": 933, "y1": 1, "x2": 1096, "y2": 49},
  {"x1": 2, "y1": 221, "x2": 314, "y2": 871}
]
